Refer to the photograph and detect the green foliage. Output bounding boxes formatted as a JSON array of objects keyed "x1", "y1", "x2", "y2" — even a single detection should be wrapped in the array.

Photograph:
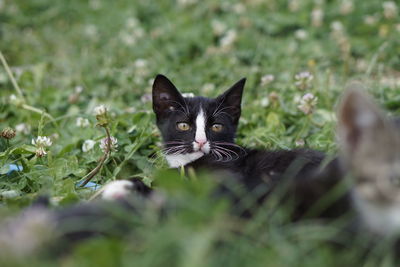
[{"x1": 0, "y1": 0, "x2": 399, "y2": 265}]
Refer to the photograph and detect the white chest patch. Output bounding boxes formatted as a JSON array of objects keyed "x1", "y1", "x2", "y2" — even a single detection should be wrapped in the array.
[{"x1": 165, "y1": 152, "x2": 204, "y2": 168}]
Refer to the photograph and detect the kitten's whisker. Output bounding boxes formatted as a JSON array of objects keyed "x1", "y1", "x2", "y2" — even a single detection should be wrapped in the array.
[
  {"x1": 162, "y1": 145, "x2": 187, "y2": 150},
  {"x1": 164, "y1": 141, "x2": 187, "y2": 144},
  {"x1": 212, "y1": 149, "x2": 223, "y2": 162},
  {"x1": 167, "y1": 100, "x2": 190, "y2": 118},
  {"x1": 213, "y1": 111, "x2": 231, "y2": 118},
  {"x1": 162, "y1": 146, "x2": 185, "y2": 153},
  {"x1": 162, "y1": 145, "x2": 189, "y2": 155},
  {"x1": 169, "y1": 148, "x2": 188, "y2": 156},
  {"x1": 212, "y1": 101, "x2": 226, "y2": 117},
  {"x1": 214, "y1": 145, "x2": 239, "y2": 159},
  {"x1": 220, "y1": 147, "x2": 236, "y2": 161},
  {"x1": 212, "y1": 142, "x2": 242, "y2": 160},
  {"x1": 213, "y1": 106, "x2": 237, "y2": 118},
  {"x1": 213, "y1": 142, "x2": 247, "y2": 155},
  {"x1": 214, "y1": 148, "x2": 233, "y2": 162},
  {"x1": 212, "y1": 147, "x2": 227, "y2": 160}
]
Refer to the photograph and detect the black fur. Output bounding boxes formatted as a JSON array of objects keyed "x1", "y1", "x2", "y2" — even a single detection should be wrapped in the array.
[{"x1": 152, "y1": 75, "x2": 344, "y2": 218}]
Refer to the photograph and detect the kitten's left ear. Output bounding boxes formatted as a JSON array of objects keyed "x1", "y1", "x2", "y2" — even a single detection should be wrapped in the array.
[{"x1": 216, "y1": 78, "x2": 246, "y2": 123}]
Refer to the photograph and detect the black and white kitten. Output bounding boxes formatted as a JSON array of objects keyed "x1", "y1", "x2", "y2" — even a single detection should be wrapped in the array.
[
  {"x1": 152, "y1": 74, "x2": 326, "y2": 207},
  {"x1": 152, "y1": 74, "x2": 246, "y2": 168}
]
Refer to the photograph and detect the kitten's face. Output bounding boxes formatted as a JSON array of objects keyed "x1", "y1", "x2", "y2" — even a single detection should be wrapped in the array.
[
  {"x1": 338, "y1": 85, "x2": 400, "y2": 236},
  {"x1": 338, "y1": 86, "x2": 400, "y2": 204},
  {"x1": 152, "y1": 75, "x2": 245, "y2": 167}
]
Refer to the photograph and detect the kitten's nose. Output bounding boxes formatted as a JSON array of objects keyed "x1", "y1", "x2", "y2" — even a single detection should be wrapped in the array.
[{"x1": 196, "y1": 140, "x2": 207, "y2": 147}]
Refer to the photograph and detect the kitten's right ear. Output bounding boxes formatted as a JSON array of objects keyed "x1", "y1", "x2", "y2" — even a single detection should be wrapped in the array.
[
  {"x1": 152, "y1": 74, "x2": 185, "y2": 116},
  {"x1": 216, "y1": 78, "x2": 246, "y2": 124}
]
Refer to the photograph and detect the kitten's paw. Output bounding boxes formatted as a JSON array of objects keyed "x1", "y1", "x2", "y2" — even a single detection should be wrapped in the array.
[
  {"x1": 100, "y1": 179, "x2": 152, "y2": 201},
  {"x1": 101, "y1": 180, "x2": 136, "y2": 200}
]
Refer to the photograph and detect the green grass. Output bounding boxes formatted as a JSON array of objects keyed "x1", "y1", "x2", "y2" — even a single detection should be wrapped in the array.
[{"x1": 0, "y1": 0, "x2": 400, "y2": 266}]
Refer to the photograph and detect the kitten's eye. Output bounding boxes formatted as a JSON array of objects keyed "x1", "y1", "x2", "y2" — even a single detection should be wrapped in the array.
[
  {"x1": 211, "y1": 123, "x2": 223, "y2": 132},
  {"x1": 177, "y1": 122, "x2": 191, "y2": 131}
]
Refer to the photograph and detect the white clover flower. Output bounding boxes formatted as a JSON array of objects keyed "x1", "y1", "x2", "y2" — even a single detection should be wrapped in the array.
[
  {"x1": 294, "y1": 29, "x2": 308, "y2": 40},
  {"x1": 294, "y1": 94, "x2": 302, "y2": 104},
  {"x1": 84, "y1": 24, "x2": 98, "y2": 38},
  {"x1": 201, "y1": 83, "x2": 215, "y2": 94},
  {"x1": 295, "y1": 71, "x2": 313, "y2": 81},
  {"x1": 134, "y1": 59, "x2": 149, "y2": 78},
  {"x1": 297, "y1": 93, "x2": 318, "y2": 115},
  {"x1": 364, "y1": 15, "x2": 378, "y2": 25},
  {"x1": 383, "y1": 1, "x2": 398, "y2": 19},
  {"x1": 340, "y1": 1, "x2": 353, "y2": 15},
  {"x1": 76, "y1": 117, "x2": 90, "y2": 128},
  {"x1": 260, "y1": 74, "x2": 275, "y2": 86},
  {"x1": 94, "y1": 105, "x2": 107, "y2": 116},
  {"x1": 126, "y1": 17, "x2": 140, "y2": 29},
  {"x1": 268, "y1": 91, "x2": 279, "y2": 102},
  {"x1": 211, "y1": 20, "x2": 227, "y2": 36},
  {"x1": 177, "y1": 0, "x2": 197, "y2": 7},
  {"x1": 311, "y1": 8, "x2": 324, "y2": 27},
  {"x1": 32, "y1": 136, "x2": 52, "y2": 147},
  {"x1": 15, "y1": 123, "x2": 31, "y2": 135},
  {"x1": 294, "y1": 71, "x2": 314, "y2": 90},
  {"x1": 288, "y1": 0, "x2": 300, "y2": 12},
  {"x1": 120, "y1": 18, "x2": 144, "y2": 47},
  {"x1": 35, "y1": 147, "x2": 47, "y2": 157},
  {"x1": 89, "y1": 0, "x2": 102, "y2": 10},
  {"x1": 250, "y1": 66, "x2": 260, "y2": 74},
  {"x1": 295, "y1": 139, "x2": 305, "y2": 147},
  {"x1": 74, "y1": 85, "x2": 83, "y2": 94},
  {"x1": 219, "y1": 29, "x2": 237, "y2": 49},
  {"x1": 32, "y1": 136, "x2": 52, "y2": 157},
  {"x1": 99, "y1": 136, "x2": 118, "y2": 153},
  {"x1": 232, "y1": 3, "x2": 246, "y2": 14},
  {"x1": 330, "y1": 21, "x2": 350, "y2": 57},
  {"x1": 134, "y1": 59, "x2": 147, "y2": 69},
  {"x1": 356, "y1": 59, "x2": 368, "y2": 72},
  {"x1": 133, "y1": 28, "x2": 144, "y2": 39},
  {"x1": 125, "y1": 107, "x2": 137, "y2": 114},
  {"x1": 260, "y1": 97, "x2": 269, "y2": 107},
  {"x1": 82, "y1": 139, "x2": 96, "y2": 152},
  {"x1": 0, "y1": 190, "x2": 20, "y2": 199},
  {"x1": 120, "y1": 32, "x2": 137, "y2": 46},
  {"x1": 331, "y1": 21, "x2": 344, "y2": 32},
  {"x1": 9, "y1": 94, "x2": 18, "y2": 104},
  {"x1": 182, "y1": 92, "x2": 195, "y2": 98}
]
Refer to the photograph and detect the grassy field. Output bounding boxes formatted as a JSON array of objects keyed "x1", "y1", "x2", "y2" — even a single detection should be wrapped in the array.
[{"x1": 1, "y1": 0, "x2": 400, "y2": 266}]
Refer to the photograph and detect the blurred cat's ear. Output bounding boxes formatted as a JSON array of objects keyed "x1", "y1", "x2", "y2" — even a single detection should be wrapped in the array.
[
  {"x1": 338, "y1": 82, "x2": 396, "y2": 161},
  {"x1": 152, "y1": 74, "x2": 185, "y2": 116},
  {"x1": 216, "y1": 78, "x2": 246, "y2": 124}
]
